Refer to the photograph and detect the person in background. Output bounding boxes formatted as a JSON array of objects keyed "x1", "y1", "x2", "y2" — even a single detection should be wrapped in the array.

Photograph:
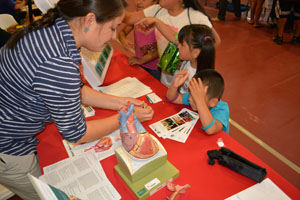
[
  {"x1": 272, "y1": 0, "x2": 300, "y2": 44},
  {"x1": 267, "y1": 0, "x2": 277, "y2": 28},
  {"x1": 166, "y1": 69, "x2": 229, "y2": 135},
  {"x1": 0, "y1": 0, "x2": 153, "y2": 199},
  {"x1": 211, "y1": 0, "x2": 241, "y2": 21},
  {"x1": 0, "y1": 0, "x2": 26, "y2": 23},
  {"x1": 123, "y1": 0, "x2": 221, "y2": 88},
  {"x1": 118, "y1": 0, "x2": 161, "y2": 80},
  {"x1": 248, "y1": 0, "x2": 266, "y2": 28}
]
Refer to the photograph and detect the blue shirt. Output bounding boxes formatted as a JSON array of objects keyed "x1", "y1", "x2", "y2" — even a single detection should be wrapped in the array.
[
  {"x1": 0, "y1": 18, "x2": 86, "y2": 156},
  {"x1": 182, "y1": 93, "x2": 230, "y2": 134}
]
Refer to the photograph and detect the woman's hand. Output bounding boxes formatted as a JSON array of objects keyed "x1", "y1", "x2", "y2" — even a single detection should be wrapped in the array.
[{"x1": 134, "y1": 105, "x2": 154, "y2": 122}]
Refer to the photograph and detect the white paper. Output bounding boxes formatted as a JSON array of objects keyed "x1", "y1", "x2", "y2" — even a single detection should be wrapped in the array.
[
  {"x1": 33, "y1": 0, "x2": 58, "y2": 13},
  {"x1": 146, "y1": 93, "x2": 162, "y2": 104},
  {"x1": 97, "y1": 77, "x2": 152, "y2": 98},
  {"x1": 149, "y1": 108, "x2": 199, "y2": 143},
  {"x1": 40, "y1": 151, "x2": 121, "y2": 200},
  {"x1": 61, "y1": 129, "x2": 121, "y2": 162},
  {"x1": 28, "y1": 174, "x2": 61, "y2": 200},
  {"x1": 225, "y1": 178, "x2": 291, "y2": 200}
]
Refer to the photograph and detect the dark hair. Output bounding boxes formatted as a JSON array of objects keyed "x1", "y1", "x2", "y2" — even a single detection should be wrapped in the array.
[
  {"x1": 193, "y1": 69, "x2": 224, "y2": 100},
  {"x1": 183, "y1": 0, "x2": 208, "y2": 18},
  {"x1": 7, "y1": 0, "x2": 126, "y2": 49},
  {"x1": 178, "y1": 24, "x2": 215, "y2": 72}
]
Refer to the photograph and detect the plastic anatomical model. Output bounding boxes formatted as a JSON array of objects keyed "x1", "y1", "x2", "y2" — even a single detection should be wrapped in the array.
[{"x1": 119, "y1": 104, "x2": 159, "y2": 159}]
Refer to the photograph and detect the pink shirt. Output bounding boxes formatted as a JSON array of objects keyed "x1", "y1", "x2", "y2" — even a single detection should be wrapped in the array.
[{"x1": 134, "y1": 27, "x2": 159, "y2": 70}]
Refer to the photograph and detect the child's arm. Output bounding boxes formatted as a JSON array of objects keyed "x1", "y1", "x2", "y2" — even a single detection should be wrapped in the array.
[
  {"x1": 128, "y1": 50, "x2": 158, "y2": 65},
  {"x1": 124, "y1": 10, "x2": 146, "y2": 25},
  {"x1": 118, "y1": 25, "x2": 134, "y2": 50},
  {"x1": 166, "y1": 70, "x2": 189, "y2": 104},
  {"x1": 189, "y1": 78, "x2": 223, "y2": 135},
  {"x1": 138, "y1": 17, "x2": 178, "y2": 44}
]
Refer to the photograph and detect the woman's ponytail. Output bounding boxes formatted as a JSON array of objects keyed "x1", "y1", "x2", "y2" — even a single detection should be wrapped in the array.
[{"x1": 7, "y1": 7, "x2": 61, "y2": 49}]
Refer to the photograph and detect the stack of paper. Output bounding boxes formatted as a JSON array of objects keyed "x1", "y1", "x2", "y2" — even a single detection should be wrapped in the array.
[
  {"x1": 40, "y1": 151, "x2": 121, "y2": 200},
  {"x1": 149, "y1": 108, "x2": 199, "y2": 143},
  {"x1": 96, "y1": 77, "x2": 152, "y2": 98}
]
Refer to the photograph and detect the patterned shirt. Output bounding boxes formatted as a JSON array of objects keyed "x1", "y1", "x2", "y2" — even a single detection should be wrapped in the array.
[{"x1": 0, "y1": 18, "x2": 86, "y2": 156}]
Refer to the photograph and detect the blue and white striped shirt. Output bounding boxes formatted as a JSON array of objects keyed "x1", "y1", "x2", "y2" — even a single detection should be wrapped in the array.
[{"x1": 0, "y1": 18, "x2": 86, "y2": 156}]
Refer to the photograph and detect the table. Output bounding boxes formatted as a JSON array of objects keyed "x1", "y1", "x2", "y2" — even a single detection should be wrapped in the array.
[{"x1": 36, "y1": 50, "x2": 300, "y2": 199}]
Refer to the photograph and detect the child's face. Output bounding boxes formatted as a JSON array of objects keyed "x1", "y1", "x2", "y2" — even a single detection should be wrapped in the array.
[
  {"x1": 178, "y1": 40, "x2": 194, "y2": 61},
  {"x1": 136, "y1": 0, "x2": 156, "y2": 10},
  {"x1": 159, "y1": 0, "x2": 181, "y2": 9},
  {"x1": 188, "y1": 95, "x2": 210, "y2": 111}
]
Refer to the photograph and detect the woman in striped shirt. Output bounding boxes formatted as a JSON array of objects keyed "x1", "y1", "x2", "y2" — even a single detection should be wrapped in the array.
[{"x1": 0, "y1": 0, "x2": 154, "y2": 199}]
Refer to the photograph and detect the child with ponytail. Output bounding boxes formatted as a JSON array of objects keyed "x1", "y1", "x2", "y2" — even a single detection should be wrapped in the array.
[{"x1": 174, "y1": 24, "x2": 215, "y2": 94}]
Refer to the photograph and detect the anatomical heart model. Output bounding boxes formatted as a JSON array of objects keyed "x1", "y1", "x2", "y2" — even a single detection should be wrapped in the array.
[{"x1": 119, "y1": 104, "x2": 159, "y2": 159}]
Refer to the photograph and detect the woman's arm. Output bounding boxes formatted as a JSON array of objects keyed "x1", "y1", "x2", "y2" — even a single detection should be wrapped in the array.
[
  {"x1": 81, "y1": 85, "x2": 154, "y2": 121},
  {"x1": 76, "y1": 85, "x2": 154, "y2": 143},
  {"x1": 76, "y1": 114, "x2": 120, "y2": 144}
]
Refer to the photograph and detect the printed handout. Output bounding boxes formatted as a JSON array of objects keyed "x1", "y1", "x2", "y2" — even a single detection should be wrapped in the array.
[
  {"x1": 62, "y1": 129, "x2": 121, "y2": 162},
  {"x1": 149, "y1": 108, "x2": 199, "y2": 143},
  {"x1": 40, "y1": 151, "x2": 121, "y2": 200},
  {"x1": 96, "y1": 77, "x2": 152, "y2": 98}
]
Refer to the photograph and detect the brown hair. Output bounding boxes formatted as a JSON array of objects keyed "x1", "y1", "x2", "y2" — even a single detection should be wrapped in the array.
[
  {"x1": 193, "y1": 69, "x2": 224, "y2": 100},
  {"x1": 7, "y1": 0, "x2": 126, "y2": 49}
]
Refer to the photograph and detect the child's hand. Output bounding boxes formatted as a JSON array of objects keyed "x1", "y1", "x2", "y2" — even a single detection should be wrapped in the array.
[
  {"x1": 129, "y1": 57, "x2": 143, "y2": 65},
  {"x1": 172, "y1": 69, "x2": 189, "y2": 88},
  {"x1": 188, "y1": 78, "x2": 208, "y2": 104},
  {"x1": 136, "y1": 17, "x2": 156, "y2": 32},
  {"x1": 120, "y1": 38, "x2": 134, "y2": 51}
]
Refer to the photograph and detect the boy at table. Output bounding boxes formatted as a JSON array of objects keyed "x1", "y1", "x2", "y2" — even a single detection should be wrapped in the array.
[{"x1": 166, "y1": 69, "x2": 229, "y2": 135}]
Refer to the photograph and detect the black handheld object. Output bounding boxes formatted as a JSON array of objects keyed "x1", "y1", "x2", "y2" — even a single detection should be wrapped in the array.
[{"x1": 207, "y1": 147, "x2": 267, "y2": 182}]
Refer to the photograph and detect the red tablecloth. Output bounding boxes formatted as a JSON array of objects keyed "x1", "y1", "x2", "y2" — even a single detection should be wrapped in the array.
[{"x1": 36, "y1": 50, "x2": 300, "y2": 199}]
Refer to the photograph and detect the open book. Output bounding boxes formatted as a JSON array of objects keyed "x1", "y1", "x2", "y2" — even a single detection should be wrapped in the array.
[
  {"x1": 28, "y1": 173, "x2": 80, "y2": 200},
  {"x1": 40, "y1": 151, "x2": 121, "y2": 200}
]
